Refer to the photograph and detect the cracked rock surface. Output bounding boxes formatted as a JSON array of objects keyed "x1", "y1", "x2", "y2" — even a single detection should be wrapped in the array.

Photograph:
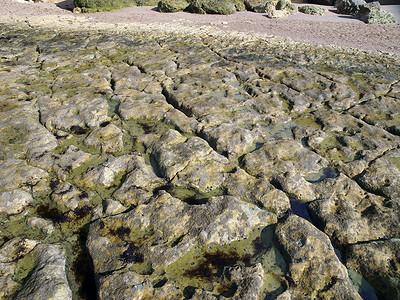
[{"x1": 0, "y1": 16, "x2": 399, "y2": 299}]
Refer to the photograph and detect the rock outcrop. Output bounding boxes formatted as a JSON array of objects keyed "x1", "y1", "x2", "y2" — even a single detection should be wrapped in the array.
[
  {"x1": 335, "y1": 0, "x2": 396, "y2": 24},
  {"x1": 0, "y1": 16, "x2": 399, "y2": 299}
]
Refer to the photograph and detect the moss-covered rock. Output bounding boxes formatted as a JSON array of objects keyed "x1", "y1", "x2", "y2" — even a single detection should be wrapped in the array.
[
  {"x1": 264, "y1": 0, "x2": 298, "y2": 18},
  {"x1": 74, "y1": 0, "x2": 159, "y2": 13},
  {"x1": 335, "y1": 0, "x2": 366, "y2": 15},
  {"x1": 299, "y1": 5, "x2": 327, "y2": 15},
  {"x1": 158, "y1": 0, "x2": 190, "y2": 12},
  {"x1": 244, "y1": 0, "x2": 266, "y2": 11},
  {"x1": 187, "y1": 0, "x2": 238, "y2": 14},
  {"x1": 357, "y1": 2, "x2": 396, "y2": 24}
]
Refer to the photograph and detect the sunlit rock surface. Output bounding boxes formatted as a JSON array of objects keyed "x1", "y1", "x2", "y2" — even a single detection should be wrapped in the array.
[{"x1": 0, "y1": 16, "x2": 399, "y2": 299}]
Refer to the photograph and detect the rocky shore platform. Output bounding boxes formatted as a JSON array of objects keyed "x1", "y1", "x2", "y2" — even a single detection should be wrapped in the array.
[{"x1": 0, "y1": 14, "x2": 399, "y2": 299}]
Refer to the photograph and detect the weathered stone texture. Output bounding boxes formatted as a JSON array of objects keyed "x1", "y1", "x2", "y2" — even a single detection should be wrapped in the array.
[{"x1": 0, "y1": 17, "x2": 399, "y2": 300}]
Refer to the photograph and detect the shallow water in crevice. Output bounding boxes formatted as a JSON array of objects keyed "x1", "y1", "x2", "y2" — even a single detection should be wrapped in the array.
[{"x1": 303, "y1": 167, "x2": 339, "y2": 183}]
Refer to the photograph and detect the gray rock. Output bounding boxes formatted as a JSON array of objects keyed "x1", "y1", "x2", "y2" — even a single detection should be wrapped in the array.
[
  {"x1": 87, "y1": 192, "x2": 276, "y2": 273},
  {"x1": 112, "y1": 155, "x2": 166, "y2": 207},
  {"x1": 103, "y1": 199, "x2": 127, "y2": 216},
  {"x1": 84, "y1": 123, "x2": 124, "y2": 154},
  {"x1": 118, "y1": 92, "x2": 172, "y2": 121},
  {"x1": 335, "y1": 0, "x2": 367, "y2": 15},
  {"x1": 357, "y1": 156, "x2": 400, "y2": 200},
  {"x1": 224, "y1": 167, "x2": 291, "y2": 216},
  {"x1": 53, "y1": 145, "x2": 93, "y2": 181},
  {"x1": 243, "y1": 139, "x2": 328, "y2": 182},
  {"x1": 0, "y1": 159, "x2": 50, "y2": 196},
  {"x1": 345, "y1": 239, "x2": 400, "y2": 299},
  {"x1": 0, "y1": 190, "x2": 34, "y2": 216},
  {"x1": 308, "y1": 174, "x2": 400, "y2": 245},
  {"x1": 244, "y1": 0, "x2": 267, "y2": 11},
  {"x1": 264, "y1": 0, "x2": 298, "y2": 18},
  {"x1": 0, "y1": 238, "x2": 38, "y2": 299},
  {"x1": 275, "y1": 214, "x2": 362, "y2": 299},
  {"x1": 51, "y1": 182, "x2": 93, "y2": 211},
  {"x1": 0, "y1": 103, "x2": 57, "y2": 162},
  {"x1": 150, "y1": 129, "x2": 230, "y2": 192},
  {"x1": 26, "y1": 217, "x2": 55, "y2": 236},
  {"x1": 14, "y1": 244, "x2": 72, "y2": 300},
  {"x1": 76, "y1": 155, "x2": 136, "y2": 189},
  {"x1": 0, "y1": 238, "x2": 38, "y2": 264},
  {"x1": 97, "y1": 269, "x2": 183, "y2": 299},
  {"x1": 187, "y1": 0, "x2": 238, "y2": 15},
  {"x1": 200, "y1": 123, "x2": 261, "y2": 159},
  {"x1": 299, "y1": 5, "x2": 328, "y2": 15}
]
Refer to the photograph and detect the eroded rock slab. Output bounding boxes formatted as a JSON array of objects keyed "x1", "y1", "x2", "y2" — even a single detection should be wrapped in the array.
[
  {"x1": 275, "y1": 214, "x2": 361, "y2": 299},
  {"x1": 0, "y1": 16, "x2": 399, "y2": 300}
]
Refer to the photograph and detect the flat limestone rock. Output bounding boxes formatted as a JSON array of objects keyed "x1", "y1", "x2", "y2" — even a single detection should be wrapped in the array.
[
  {"x1": 275, "y1": 214, "x2": 361, "y2": 300},
  {"x1": 84, "y1": 124, "x2": 124, "y2": 154},
  {"x1": 13, "y1": 244, "x2": 72, "y2": 300},
  {"x1": 112, "y1": 155, "x2": 166, "y2": 207},
  {"x1": 344, "y1": 239, "x2": 400, "y2": 299},
  {"x1": 0, "y1": 190, "x2": 34, "y2": 216},
  {"x1": 0, "y1": 15, "x2": 399, "y2": 300},
  {"x1": 0, "y1": 159, "x2": 50, "y2": 195},
  {"x1": 150, "y1": 129, "x2": 230, "y2": 192},
  {"x1": 87, "y1": 192, "x2": 277, "y2": 300},
  {"x1": 243, "y1": 139, "x2": 328, "y2": 181},
  {"x1": 308, "y1": 177, "x2": 400, "y2": 245}
]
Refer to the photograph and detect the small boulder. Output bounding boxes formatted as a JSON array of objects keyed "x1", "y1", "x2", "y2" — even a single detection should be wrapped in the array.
[
  {"x1": 299, "y1": 5, "x2": 327, "y2": 15},
  {"x1": 84, "y1": 124, "x2": 124, "y2": 154},
  {"x1": 310, "y1": 0, "x2": 334, "y2": 4}
]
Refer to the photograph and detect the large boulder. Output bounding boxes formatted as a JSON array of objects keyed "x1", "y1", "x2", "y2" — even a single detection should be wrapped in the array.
[
  {"x1": 158, "y1": 0, "x2": 190, "y2": 12},
  {"x1": 264, "y1": 0, "x2": 298, "y2": 18},
  {"x1": 357, "y1": 1, "x2": 396, "y2": 23},
  {"x1": 186, "y1": 0, "x2": 239, "y2": 14},
  {"x1": 299, "y1": 5, "x2": 327, "y2": 15},
  {"x1": 334, "y1": 0, "x2": 366, "y2": 15},
  {"x1": 74, "y1": 0, "x2": 159, "y2": 12}
]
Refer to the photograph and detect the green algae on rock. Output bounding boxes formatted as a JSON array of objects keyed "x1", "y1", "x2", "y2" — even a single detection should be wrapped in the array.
[
  {"x1": 298, "y1": 5, "x2": 327, "y2": 15},
  {"x1": 0, "y1": 15, "x2": 399, "y2": 300},
  {"x1": 158, "y1": 0, "x2": 190, "y2": 12}
]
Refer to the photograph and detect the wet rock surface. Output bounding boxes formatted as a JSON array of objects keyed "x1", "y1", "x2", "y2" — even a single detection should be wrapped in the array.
[{"x1": 0, "y1": 16, "x2": 399, "y2": 299}]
